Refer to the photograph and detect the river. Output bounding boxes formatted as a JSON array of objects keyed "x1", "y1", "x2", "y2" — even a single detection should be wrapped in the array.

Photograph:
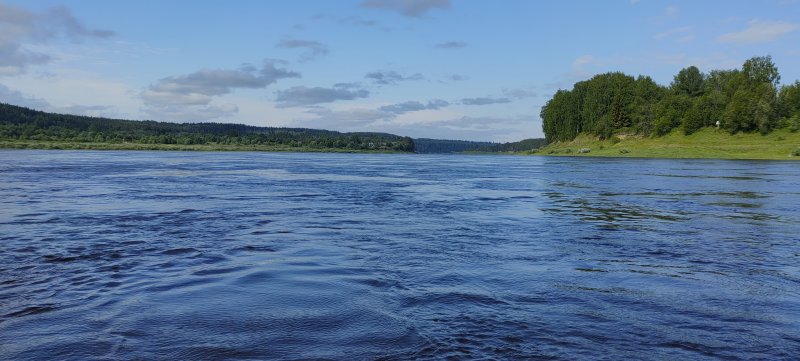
[{"x1": 1, "y1": 150, "x2": 798, "y2": 360}]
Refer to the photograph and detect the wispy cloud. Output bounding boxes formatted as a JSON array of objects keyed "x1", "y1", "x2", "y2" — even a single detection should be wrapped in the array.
[
  {"x1": 0, "y1": 84, "x2": 50, "y2": 109},
  {"x1": 365, "y1": 70, "x2": 424, "y2": 85},
  {"x1": 313, "y1": 14, "x2": 379, "y2": 27},
  {"x1": 503, "y1": 88, "x2": 537, "y2": 99},
  {"x1": 276, "y1": 39, "x2": 329, "y2": 62},
  {"x1": 379, "y1": 99, "x2": 449, "y2": 114},
  {"x1": 718, "y1": 19, "x2": 799, "y2": 44},
  {"x1": 381, "y1": 114, "x2": 538, "y2": 141},
  {"x1": 443, "y1": 74, "x2": 468, "y2": 82},
  {"x1": 275, "y1": 84, "x2": 370, "y2": 107},
  {"x1": 436, "y1": 41, "x2": 467, "y2": 49},
  {"x1": 147, "y1": 61, "x2": 299, "y2": 97},
  {"x1": 359, "y1": 0, "x2": 451, "y2": 17},
  {"x1": 571, "y1": 55, "x2": 595, "y2": 70},
  {"x1": 302, "y1": 107, "x2": 389, "y2": 127},
  {"x1": 654, "y1": 26, "x2": 695, "y2": 43},
  {"x1": 0, "y1": 3, "x2": 113, "y2": 75},
  {"x1": 461, "y1": 97, "x2": 511, "y2": 106},
  {"x1": 142, "y1": 60, "x2": 299, "y2": 120}
]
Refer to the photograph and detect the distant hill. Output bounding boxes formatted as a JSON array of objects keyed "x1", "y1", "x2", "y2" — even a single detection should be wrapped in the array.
[
  {"x1": 0, "y1": 103, "x2": 414, "y2": 152},
  {"x1": 414, "y1": 137, "x2": 546, "y2": 153},
  {"x1": 413, "y1": 138, "x2": 494, "y2": 153}
]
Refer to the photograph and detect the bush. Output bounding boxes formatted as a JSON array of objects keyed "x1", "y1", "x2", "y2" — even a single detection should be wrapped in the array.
[
  {"x1": 579, "y1": 148, "x2": 591, "y2": 153},
  {"x1": 610, "y1": 136, "x2": 621, "y2": 144},
  {"x1": 619, "y1": 149, "x2": 630, "y2": 154},
  {"x1": 653, "y1": 116, "x2": 675, "y2": 136},
  {"x1": 789, "y1": 114, "x2": 800, "y2": 133},
  {"x1": 792, "y1": 148, "x2": 800, "y2": 157}
]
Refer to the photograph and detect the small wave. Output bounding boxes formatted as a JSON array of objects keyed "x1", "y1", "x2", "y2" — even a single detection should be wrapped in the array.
[
  {"x1": 5, "y1": 304, "x2": 58, "y2": 318},
  {"x1": 403, "y1": 291, "x2": 508, "y2": 308},
  {"x1": 160, "y1": 247, "x2": 199, "y2": 255},
  {"x1": 227, "y1": 245, "x2": 277, "y2": 254},
  {"x1": 192, "y1": 266, "x2": 248, "y2": 276}
]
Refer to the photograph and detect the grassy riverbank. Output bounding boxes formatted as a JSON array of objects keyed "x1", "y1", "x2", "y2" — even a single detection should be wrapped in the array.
[
  {"x1": 534, "y1": 128, "x2": 800, "y2": 160},
  {"x1": 0, "y1": 140, "x2": 408, "y2": 153}
]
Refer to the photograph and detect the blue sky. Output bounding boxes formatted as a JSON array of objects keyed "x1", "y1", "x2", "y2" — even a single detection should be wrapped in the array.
[{"x1": 1, "y1": 0, "x2": 799, "y2": 141}]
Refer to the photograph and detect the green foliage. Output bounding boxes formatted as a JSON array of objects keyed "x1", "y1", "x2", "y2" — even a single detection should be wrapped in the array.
[
  {"x1": 653, "y1": 116, "x2": 675, "y2": 136},
  {"x1": 672, "y1": 66, "x2": 705, "y2": 97},
  {"x1": 742, "y1": 55, "x2": 780, "y2": 88},
  {"x1": 541, "y1": 72, "x2": 663, "y2": 142},
  {"x1": 0, "y1": 103, "x2": 415, "y2": 152},
  {"x1": 778, "y1": 81, "x2": 800, "y2": 118},
  {"x1": 540, "y1": 55, "x2": 789, "y2": 143},
  {"x1": 788, "y1": 114, "x2": 800, "y2": 133},
  {"x1": 793, "y1": 148, "x2": 800, "y2": 157},
  {"x1": 723, "y1": 83, "x2": 777, "y2": 134}
]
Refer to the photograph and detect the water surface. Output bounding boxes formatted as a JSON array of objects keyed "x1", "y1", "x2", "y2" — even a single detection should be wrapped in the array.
[{"x1": 1, "y1": 150, "x2": 799, "y2": 360}]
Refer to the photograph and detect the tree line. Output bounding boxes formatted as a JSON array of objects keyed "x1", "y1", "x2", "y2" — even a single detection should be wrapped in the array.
[
  {"x1": 540, "y1": 55, "x2": 800, "y2": 143},
  {"x1": 0, "y1": 103, "x2": 415, "y2": 152},
  {"x1": 413, "y1": 138, "x2": 546, "y2": 153}
]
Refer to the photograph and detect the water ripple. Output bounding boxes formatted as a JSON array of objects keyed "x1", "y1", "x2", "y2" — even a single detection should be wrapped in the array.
[{"x1": 1, "y1": 150, "x2": 799, "y2": 360}]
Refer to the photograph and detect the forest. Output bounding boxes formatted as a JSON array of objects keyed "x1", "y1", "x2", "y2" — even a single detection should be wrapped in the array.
[
  {"x1": 413, "y1": 138, "x2": 546, "y2": 153},
  {"x1": 0, "y1": 103, "x2": 415, "y2": 152},
  {"x1": 540, "y1": 55, "x2": 800, "y2": 143}
]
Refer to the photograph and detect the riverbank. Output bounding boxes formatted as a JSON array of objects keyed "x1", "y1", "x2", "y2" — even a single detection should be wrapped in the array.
[
  {"x1": 532, "y1": 128, "x2": 800, "y2": 160},
  {"x1": 0, "y1": 140, "x2": 409, "y2": 153}
]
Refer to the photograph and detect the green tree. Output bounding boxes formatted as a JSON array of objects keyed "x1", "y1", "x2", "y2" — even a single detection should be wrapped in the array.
[
  {"x1": 778, "y1": 80, "x2": 800, "y2": 119},
  {"x1": 672, "y1": 66, "x2": 705, "y2": 97},
  {"x1": 742, "y1": 55, "x2": 780, "y2": 88}
]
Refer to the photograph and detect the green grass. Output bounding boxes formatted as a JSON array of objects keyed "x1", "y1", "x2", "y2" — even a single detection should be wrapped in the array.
[
  {"x1": 0, "y1": 140, "x2": 408, "y2": 153},
  {"x1": 534, "y1": 127, "x2": 800, "y2": 160}
]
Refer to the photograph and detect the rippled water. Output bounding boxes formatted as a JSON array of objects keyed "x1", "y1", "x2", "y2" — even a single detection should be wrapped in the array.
[{"x1": 1, "y1": 150, "x2": 799, "y2": 360}]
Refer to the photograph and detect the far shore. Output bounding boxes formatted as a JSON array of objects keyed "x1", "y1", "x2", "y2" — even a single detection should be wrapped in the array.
[
  {"x1": 4, "y1": 128, "x2": 800, "y2": 161},
  {"x1": 529, "y1": 128, "x2": 800, "y2": 161},
  {"x1": 0, "y1": 140, "x2": 409, "y2": 154}
]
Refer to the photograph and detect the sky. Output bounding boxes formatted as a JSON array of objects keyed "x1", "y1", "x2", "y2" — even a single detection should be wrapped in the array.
[{"x1": 1, "y1": 0, "x2": 799, "y2": 142}]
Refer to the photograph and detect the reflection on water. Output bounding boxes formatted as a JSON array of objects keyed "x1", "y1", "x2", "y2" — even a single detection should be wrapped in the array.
[{"x1": 1, "y1": 151, "x2": 799, "y2": 360}]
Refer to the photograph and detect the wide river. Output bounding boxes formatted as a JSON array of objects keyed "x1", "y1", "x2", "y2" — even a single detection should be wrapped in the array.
[{"x1": 1, "y1": 150, "x2": 798, "y2": 360}]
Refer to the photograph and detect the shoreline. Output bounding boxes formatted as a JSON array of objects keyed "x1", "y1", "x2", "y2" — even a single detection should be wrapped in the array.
[
  {"x1": 0, "y1": 140, "x2": 410, "y2": 154},
  {"x1": 530, "y1": 128, "x2": 800, "y2": 161}
]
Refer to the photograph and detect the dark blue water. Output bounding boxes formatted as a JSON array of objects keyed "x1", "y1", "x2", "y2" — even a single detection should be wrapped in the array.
[{"x1": 1, "y1": 150, "x2": 799, "y2": 360}]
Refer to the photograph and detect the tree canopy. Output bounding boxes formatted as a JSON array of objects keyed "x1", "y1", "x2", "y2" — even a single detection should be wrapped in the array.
[
  {"x1": 0, "y1": 103, "x2": 414, "y2": 152},
  {"x1": 541, "y1": 55, "x2": 799, "y2": 143}
]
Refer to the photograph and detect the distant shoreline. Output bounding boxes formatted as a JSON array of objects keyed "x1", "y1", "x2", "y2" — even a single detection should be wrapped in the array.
[
  {"x1": 531, "y1": 127, "x2": 800, "y2": 161},
  {"x1": 0, "y1": 140, "x2": 410, "y2": 154},
  {"x1": 5, "y1": 128, "x2": 800, "y2": 161}
]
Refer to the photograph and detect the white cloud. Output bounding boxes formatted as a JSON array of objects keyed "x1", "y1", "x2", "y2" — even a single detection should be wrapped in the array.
[
  {"x1": 0, "y1": 3, "x2": 113, "y2": 75},
  {"x1": 275, "y1": 85, "x2": 370, "y2": 107},
  {"x1": 365, "y1": 70, "x2": 424, "y2": 85},
  {"x1": 2, "y1": 68, "x2": 141, "y2": 118},
  {"x1": 718, "y1": 19, "x2": 799, "y2": 44},
  {"x1": 142, "y1": 60, "x2": 299, "y2": 120}
]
